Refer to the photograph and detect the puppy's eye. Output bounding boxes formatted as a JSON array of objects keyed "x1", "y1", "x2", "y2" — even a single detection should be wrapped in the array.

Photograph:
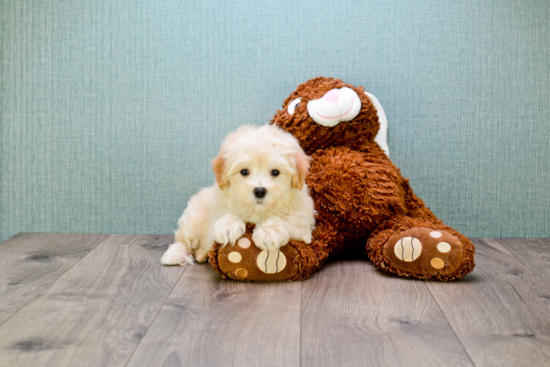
[
  {"x1": 287, "y1": 98, "x2": 301, "y2": 115},
  {"x1": 240, "y1": 169, "x2": 249, "y2": 176},
  {"x1": 270, "y1": 169, "x2": 280, "y2": 177}
]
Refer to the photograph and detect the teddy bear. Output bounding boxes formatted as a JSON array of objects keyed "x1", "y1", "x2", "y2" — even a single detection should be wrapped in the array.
[{"x1": 209, "y1": 77, "x2": 475, "y2": 281}]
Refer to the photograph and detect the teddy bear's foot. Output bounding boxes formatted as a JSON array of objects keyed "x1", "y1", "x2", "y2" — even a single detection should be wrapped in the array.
[
  {"x1": 367, "y1": 217, "x2": 475, "y2": 280},
  {"x1": 383, "y1": 227, "x2": 464, "y2": 277},
  {"x1": 209, "y1": 231, "x2": 303, "y2": 281}
]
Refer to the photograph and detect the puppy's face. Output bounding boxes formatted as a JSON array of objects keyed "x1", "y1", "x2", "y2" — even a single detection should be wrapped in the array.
[
  {"x1": 226, "y1": 151, "x2": 293, "y2": 212},
  {"x1": 212, "y1": 125, "x2": 310, "y2": 213}
]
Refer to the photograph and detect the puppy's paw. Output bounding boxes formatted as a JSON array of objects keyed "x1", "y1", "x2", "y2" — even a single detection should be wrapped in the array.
[
  {"x1": 253, "y1": 218, "x2": 290, "y2": 251},
  {"x1": 194, "y1": 248, "x2": 210, "y2": 263},
  {"x1": 299, "y1": 230, "x2": 313, "y2": 245},
  {"x1": 161, "y1": 242, "x2": 194, "y2": 265},
  {"x1": 214, "y1": 214, "x2": 246, "y2": 246}
]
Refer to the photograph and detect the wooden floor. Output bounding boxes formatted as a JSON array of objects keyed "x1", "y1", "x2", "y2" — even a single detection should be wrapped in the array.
[{"x1": 0, "y1": 234, "x2": 549, "y2": 367}]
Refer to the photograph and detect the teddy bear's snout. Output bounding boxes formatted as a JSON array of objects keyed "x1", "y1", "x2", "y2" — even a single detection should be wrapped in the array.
[{"x1": 307, "y1": 87, "x2": 361, "y2": 127}]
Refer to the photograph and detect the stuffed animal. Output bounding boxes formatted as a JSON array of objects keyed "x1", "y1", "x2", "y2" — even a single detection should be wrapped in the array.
[{"x1": 209, "y1": 77, "x2": 475, "y2": 281}]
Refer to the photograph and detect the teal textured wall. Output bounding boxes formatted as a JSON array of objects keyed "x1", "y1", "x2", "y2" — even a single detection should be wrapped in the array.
[{"x1": 1, "y1": 0, "x2": 549, "y2": 243}]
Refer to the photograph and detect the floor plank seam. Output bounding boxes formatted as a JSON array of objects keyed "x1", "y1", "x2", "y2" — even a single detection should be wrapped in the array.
[
  {"x1": 480, "y1": 238, "x2": 550, "y2": 299},
  {"x1": 0, "y1": 234, "x2": 109, "y2": 330},
  {"x1": 490, "y1": 238, "x2": 538, "y2": 276},
  {"x1": 124, "y1": 264, "x2": 188, "y2": 367},
  {"x1": 482, "y1": 238, "x2": 550, "y2": 312},
  {"x1": 424, "y1": 283, "x2": 477, "y2": 367}
]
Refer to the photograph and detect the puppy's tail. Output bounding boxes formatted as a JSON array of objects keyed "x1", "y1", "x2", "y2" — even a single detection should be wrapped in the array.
[{"x1": 161, "y1": 242, "x2": 195, "y2": 265}]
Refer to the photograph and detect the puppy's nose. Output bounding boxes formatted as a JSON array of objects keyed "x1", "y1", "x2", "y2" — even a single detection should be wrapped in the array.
[{"x1": 253, "y1": 187, "x2": 267, "y2": 199}]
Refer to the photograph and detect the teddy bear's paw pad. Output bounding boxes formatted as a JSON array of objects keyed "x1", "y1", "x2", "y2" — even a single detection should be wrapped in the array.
[
  {"x1": 383, "y1": 227, "x2": 463, "y2": 276},
  {"x1": 217, "y1": 233, "x2": 300, "y2": 281}
]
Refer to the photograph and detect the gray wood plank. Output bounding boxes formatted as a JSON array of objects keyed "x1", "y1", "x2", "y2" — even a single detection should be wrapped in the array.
[
  {"x1": 497, "y1": 238, "x2": 550, "y2": 281},
  {"x1": 300, "y1": 260, "x2": 473, "y2": 367},
  {"x1": 0, "y1": 234, "x2": 183, "y2": 367},
  {"x1": 0, "y1": 233, "x2": 108, "y2": 326},
  {"x1": 426, "y1": 238, "x2": 550, "y2": 367},
  {"x1": 127, "y1": 263, "x2": 301, "y2": 367}
]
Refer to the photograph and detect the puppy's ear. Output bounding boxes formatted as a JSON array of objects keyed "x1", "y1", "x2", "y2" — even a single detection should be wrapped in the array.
[
  {"x1": 291, "y1": 150, "x2": 311, "y2": 190},
  {"x1": 212, "y1": 154, "x2": 228, "y2": 189}
]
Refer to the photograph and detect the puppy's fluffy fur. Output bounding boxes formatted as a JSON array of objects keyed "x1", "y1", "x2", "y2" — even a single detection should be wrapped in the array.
[{"x1": 161, "y1": 124, "x2": 315, "y2": 265}]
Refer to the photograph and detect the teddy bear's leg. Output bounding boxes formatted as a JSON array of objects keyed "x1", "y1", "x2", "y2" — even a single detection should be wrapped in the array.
[
  {"x1": 366, "y1": 216, "x2": 475, "y2": 281},
  {"x1": 209, "y1": 223, "x2": 332, "y2": 281}
]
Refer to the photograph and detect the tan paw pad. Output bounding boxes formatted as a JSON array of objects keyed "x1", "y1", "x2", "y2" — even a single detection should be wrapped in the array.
[
  {"x1": 429, "y1": 231, "x2": 442, "y2": 238},
  {"x1": 228, "y1": 251, "x2": 242, "y2": 263},
  {"x1": 238, "y1": 237, "x2": 251, "y2": 248},
  {"x1": 256, "y1": 250, "x2": 287, "y2": 274},
  {"x1": 436, "y1": 242, "x2": 451, "y2": 253},
  {"x1": 430, "y1": 257, "x2": 445, "y2": 269},
  {"x1": 234, "y1": 268, "x2": 248, "y2": 278},
  {"x1": 393, "y1": 237, "x2": 422, "y2": 262}
]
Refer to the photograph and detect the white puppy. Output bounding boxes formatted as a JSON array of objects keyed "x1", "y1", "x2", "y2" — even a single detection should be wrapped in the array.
[{"x1": 161, "y1": 124, "x2": 315, "y2": 265}]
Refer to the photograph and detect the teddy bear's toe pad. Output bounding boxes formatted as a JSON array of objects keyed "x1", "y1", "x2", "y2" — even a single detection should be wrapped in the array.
[
  {"x1": 217, "y1": 233, "x2": 300, "y2": 281},
  {"x1": 384, "y1": 227, "x2": 463, "y2": 276}
]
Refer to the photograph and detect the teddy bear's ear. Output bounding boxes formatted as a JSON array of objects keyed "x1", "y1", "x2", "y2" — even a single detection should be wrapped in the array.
[
  {"x1": 291, "y1": 149, "x2": 311, "y2": 190},
  {"x1": 365, "y1": 92, "x2": 390, "y2": 158},
  {"x1": 212, "y1": 154, "x2": 228, "y2": 189}
]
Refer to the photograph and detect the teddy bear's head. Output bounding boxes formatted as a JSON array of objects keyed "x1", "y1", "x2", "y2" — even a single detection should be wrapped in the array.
[{"x1": 271, "y1": 77, "x2": 388, "y2": 156}]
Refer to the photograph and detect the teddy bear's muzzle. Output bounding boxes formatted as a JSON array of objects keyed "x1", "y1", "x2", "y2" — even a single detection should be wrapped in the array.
[{"x1": 306, "y1": 87, "x2": 361, "y2": 127}]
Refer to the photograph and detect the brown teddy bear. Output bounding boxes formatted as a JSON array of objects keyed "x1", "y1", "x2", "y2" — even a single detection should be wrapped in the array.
[{"x1": 210, "y1": 77, "x2": 475, "y2": 281}]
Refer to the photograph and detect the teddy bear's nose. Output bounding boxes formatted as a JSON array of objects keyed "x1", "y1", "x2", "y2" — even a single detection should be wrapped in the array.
[
  {"x1": 322, "y1": 89, "x2": 342, "y2": 104},
  {"x1": 306, "y1": 87, "x2": 361, "y2": 128}
]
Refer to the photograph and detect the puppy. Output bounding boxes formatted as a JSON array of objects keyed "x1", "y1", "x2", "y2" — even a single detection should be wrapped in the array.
[{"x1": 161, "y1": 124, "x2": 315, "y2": 265}]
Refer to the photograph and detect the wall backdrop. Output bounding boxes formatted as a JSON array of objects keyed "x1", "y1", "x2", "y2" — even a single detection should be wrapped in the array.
[{"x1": 1, "y1": 0, "x2": 549, "y2": 243}]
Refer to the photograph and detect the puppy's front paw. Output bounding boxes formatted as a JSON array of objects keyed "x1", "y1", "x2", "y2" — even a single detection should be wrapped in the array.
[
  {"x1": 161, "y1": 242, "x2": 194, "y2": 265},
  {"x1": 214, "y1": 214, "x2": 246, "y2": 246},
  {"x1": 253, "y1": 218, "x2": 290, "y2": 251},
  {"x1": 194, "y1": 248, "x2": 210, "y2": 263}
]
